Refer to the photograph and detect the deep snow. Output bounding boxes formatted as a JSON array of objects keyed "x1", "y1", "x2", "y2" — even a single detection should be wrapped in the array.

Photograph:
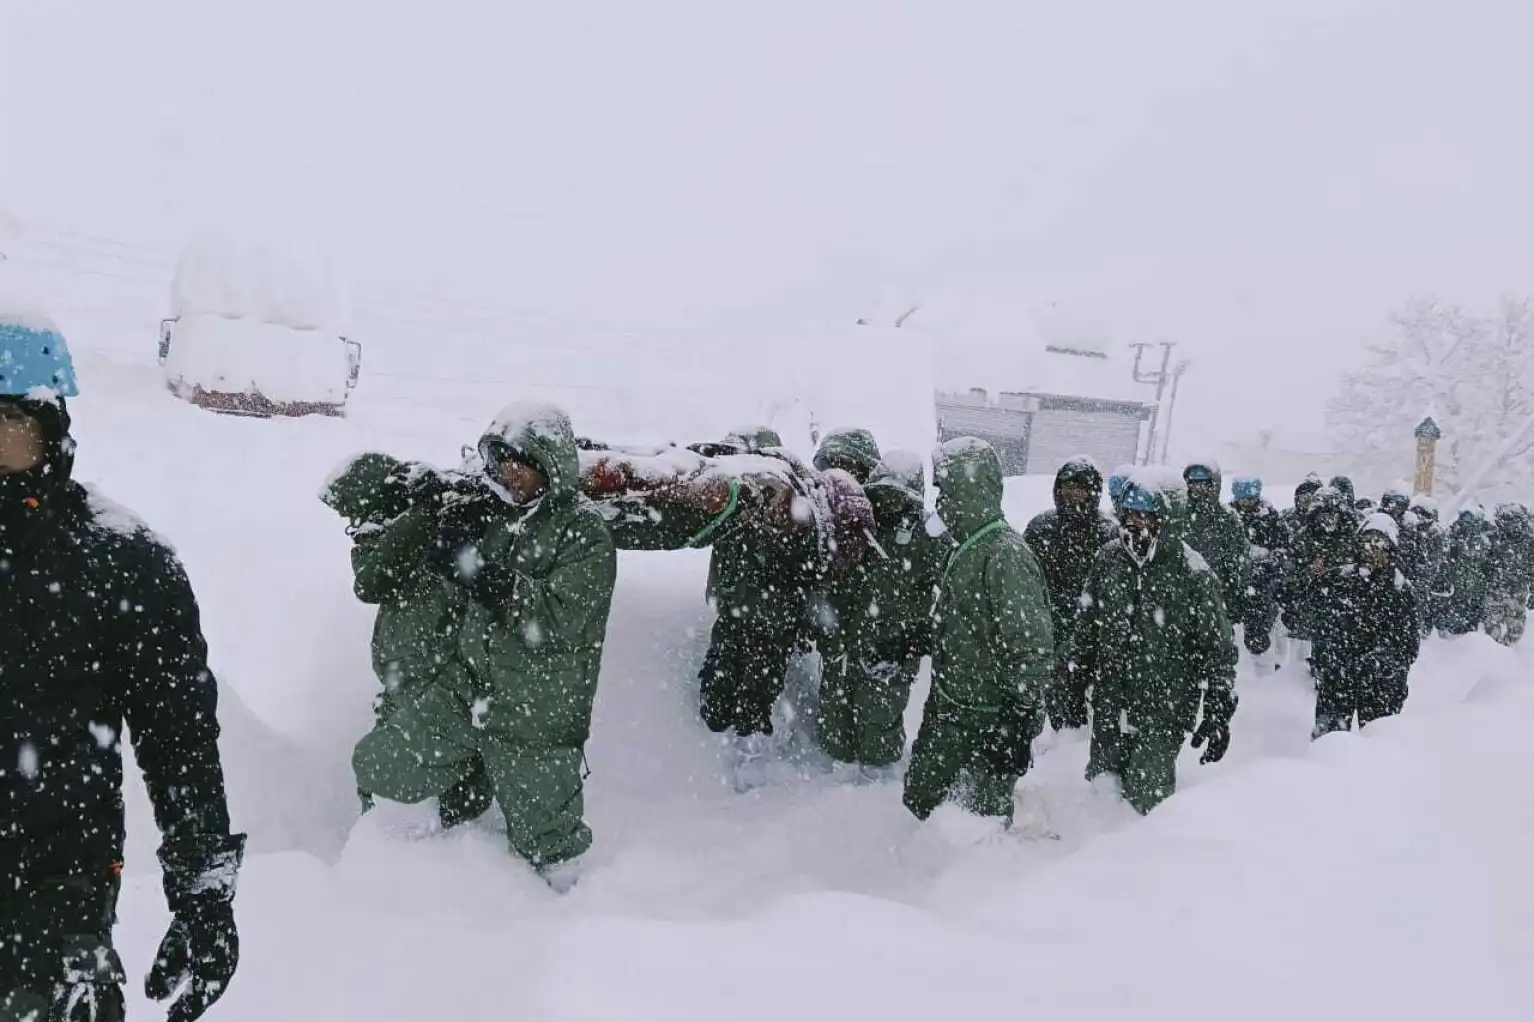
[{"x1": 57, "y1": 348, "x2": 1534, "y2": 1021}]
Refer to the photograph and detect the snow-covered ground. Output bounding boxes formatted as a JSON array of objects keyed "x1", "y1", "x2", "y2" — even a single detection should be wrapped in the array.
[{"x1": 64, "y1": 348, "x2": 1533, "y2": 1021}]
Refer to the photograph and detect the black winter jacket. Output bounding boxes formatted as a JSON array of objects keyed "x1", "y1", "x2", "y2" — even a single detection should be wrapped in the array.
[{"x1": 1, "y1": 482, "x2": 233, "y2": 963}]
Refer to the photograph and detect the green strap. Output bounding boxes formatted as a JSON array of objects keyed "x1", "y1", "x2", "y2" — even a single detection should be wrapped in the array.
[
  {"x1": 942, "y1": 518, "x2": 1006, "y2": 582},
  {"x1": 685, "y1": 477, "x2": 741, "y2": 548}
]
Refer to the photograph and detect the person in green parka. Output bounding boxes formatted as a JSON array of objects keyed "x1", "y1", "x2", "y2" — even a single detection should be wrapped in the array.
[
  {"x1": 902, "y1": 437, "x2": 1055, "y2": 823},
  {"x1": 350, "y1": 403, "x2": 617, "y2": 887},
  {"x1": 320, "y1": 452, "x2": 497, "y2": 828},
  {"x1": 1181, "y1": 462, "x2": 1249, "y2": 621},
  {"x1": 813, "y1": 427, "x2": 882, "y2": 484},
  {"x1": 817, "y1": 450, "x2": 948, "y2": 774},
  {"x1": 1069, "y1": 482, "x2": 1239, "y2": 814},
  {"x1": 1024, "y1": 458, "x2": 1119, "y2": 730}
]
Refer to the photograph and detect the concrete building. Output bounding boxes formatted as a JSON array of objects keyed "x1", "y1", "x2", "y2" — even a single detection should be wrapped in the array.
[{"x1": 936, "y1": 341, "x2": 1156, "y2": 476}]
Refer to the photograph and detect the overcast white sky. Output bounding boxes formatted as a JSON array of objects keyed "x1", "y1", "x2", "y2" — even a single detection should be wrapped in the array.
[{"x1": 4, "y1": 0, "x2": 1532, "y2": 447}]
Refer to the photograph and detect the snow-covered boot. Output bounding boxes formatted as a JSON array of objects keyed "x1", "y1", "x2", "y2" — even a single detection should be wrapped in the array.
[
  {"x1": 855, "y1": 763, "x2": 900, "y2": 785},
  {"x1": 538, "y1": 857, "x2": 583, "y2": 895},
  {"x1": 728, "y1": 731, "x2": 773, "y2": 793}
]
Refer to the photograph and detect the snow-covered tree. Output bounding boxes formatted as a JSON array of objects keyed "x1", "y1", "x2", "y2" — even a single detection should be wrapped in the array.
[{"x1": 1326, "y1": 297, "x2": 1534, "y2": 501}]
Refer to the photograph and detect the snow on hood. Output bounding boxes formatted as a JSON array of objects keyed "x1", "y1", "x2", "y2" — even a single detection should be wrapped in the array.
[
  {"x1": 1360, "y1": 512, "x2": 1400, "y2": 546},
  {"x1": 483, "y1": 401, "x2": 581, "y2": 498},
  {"x1": 84, "y1": 484, "x2": 165, "y2": 545}
]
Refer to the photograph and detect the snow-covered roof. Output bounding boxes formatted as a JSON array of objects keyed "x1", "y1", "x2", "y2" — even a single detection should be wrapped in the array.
[
  {"x1": 936, "y1": 336, "x2": 1157, "y2": 406},
  {"x1": 172, "y1": 231, "x2": 347, "y2": 331}
]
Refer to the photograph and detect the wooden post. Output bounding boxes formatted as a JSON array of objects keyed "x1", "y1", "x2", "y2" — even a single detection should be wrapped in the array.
[{"x1": 1414, "y1": 416, "x2": 1442, "y2": 495}]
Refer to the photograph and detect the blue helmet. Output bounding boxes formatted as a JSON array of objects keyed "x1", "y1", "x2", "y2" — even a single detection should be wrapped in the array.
[
  {"x1": 1232, "y1": 477, "x2": 1262, "y2": 501},
  {"x1": 1107, "y1": 474, "x2": 1130, "y2": 500},
  {"x1": 1121, "y1": 483, "x2": 1160, "y2": 514},
  {"x1": 1184, "y1": 463, "x2": 1216, "y2": 484},
  {"x1": 0, "y1": 319, "x2": 79, "y2": 398}
]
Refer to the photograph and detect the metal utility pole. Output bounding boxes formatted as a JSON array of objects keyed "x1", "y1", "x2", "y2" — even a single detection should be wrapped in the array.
[
  {"x1": 1130, "y1": 341, "x2": 1176, "y2": 465},
  {"x1": 1157, "y1": 359, "x2": 1193, "y2": 465}
]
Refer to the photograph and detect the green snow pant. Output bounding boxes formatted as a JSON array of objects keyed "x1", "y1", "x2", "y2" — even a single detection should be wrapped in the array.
[
  {"x1": 1086, "y1": 718, "x2": 1185, "y2": 815},
  {"x1": 698, "y1": 612, "x2": 799, "y2": 736},
  {"x1": 353, "y1": 682, "x2": 591, "y2": 867},
  {"x1": 817, "y1": 655, "x2": 917, "y2": 767},
  {"x1": 1312, "y1": 669, "x2": 1407, "y2": 737},
  {"x1": 902, "y1": 698, "x2": 1018, "y2": 821}
]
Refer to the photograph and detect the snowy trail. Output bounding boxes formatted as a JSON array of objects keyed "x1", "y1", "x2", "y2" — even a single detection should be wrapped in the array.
[{"x1": 64, "y1": 351, "x2": 1534, "y2": 1021}]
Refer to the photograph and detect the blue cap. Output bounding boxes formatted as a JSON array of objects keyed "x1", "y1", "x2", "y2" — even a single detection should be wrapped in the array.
[
  {"x1": 1121, "y1": 484, "x2": 1160, "y2": 513},
  {"x1": 1184, "y1": 464, "x2": 1215, "y2": 483},
  {"x1": 0, "y1": 320, "x2": 79, "y2": 398},
  {"x1": 1107, "y1": 474, "x2": 1129, "y2": 500},
  {"x1": 1233, "y1": 477, "x2": 1262, "y2": 500}
]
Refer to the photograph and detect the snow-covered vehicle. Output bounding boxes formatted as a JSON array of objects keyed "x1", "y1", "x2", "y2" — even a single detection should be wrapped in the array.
[{"x1": 158, "y1": 233, "x2": 361, "y2": 418}]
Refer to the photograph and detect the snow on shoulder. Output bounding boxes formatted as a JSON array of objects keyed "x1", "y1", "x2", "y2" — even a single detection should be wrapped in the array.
[
  {"x1": 1181, "y1": 542, "x2": 1212, "y2": 573},
  {"x1": 83, "y1": 485, "x2": 166, "y2": 546}
]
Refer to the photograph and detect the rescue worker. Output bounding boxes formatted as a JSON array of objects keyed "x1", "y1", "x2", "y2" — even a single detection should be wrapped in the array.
[
  {"x1": 351, "y1": 404, "x2": 618, "y2": 889},
  {"x1": 1, "y1": 316, "x2": 243, "y2": 1021},
  {"x1": 1483, "y1": 503, "x2": 1534, "y2": 646},
  {"x1": 320, "y1": 453, "x2": 495, "y2": 827},
  {"x1": 1311, "y1": 514, "x2": 1421, "y2": 736},
  {"x1": 1434, "y1": 506, "x2": 1493, "y2": 636},
  {"x1": 1182, "y1": 462, "x2": 1250, "y2": 619},
  {"x1": 817, "y1": 452, "x2": 946, "y2": 775},
  {"x1": 903, "y1": 438, "x2": 1054, "y2": 824},
  {"x1": 1023, "y1": 458, "x2": 1117, "y2": 729},
  {"x1": 1229, "y1": 477, "x2": 1288, "y2": 658},
  {"x1": 1069, "y1": 482, "x2": 1240, "y2": 814}
]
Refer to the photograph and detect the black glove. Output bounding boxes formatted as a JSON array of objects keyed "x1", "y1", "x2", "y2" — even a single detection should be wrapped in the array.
[
  {"x1": 46, "y1": 943, "x2": 127, "y2": 1021},
  {"x1": 146, "y1": 835, "x2": 245, "y2": 1022},
  {"x1": 1190, "y1": 688, "x2": 1236, "y2": 765},
  {"x1": 1047, "y1": 661, "x2": 1088, "y2": 730},
  {"x1": 979, "y1": 698, "x2": 1043, "y2": 776}
]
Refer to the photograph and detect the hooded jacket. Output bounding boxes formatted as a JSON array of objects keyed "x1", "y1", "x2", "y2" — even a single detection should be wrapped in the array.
[
  {"x1": 1, "y1": 396, "x2": 235, "y2": 972},
  {"x1": 321, "y1": 453, "x2": 471, "y2": 710},
  {"x1": 1181, "y1": 465, "x2": 1250, "y2": 612},
  {"x1": 813, "y1": 427, "x2": 882, "y2": 483},
  {"x1": 1069, "y1": 488, "x2": 1239, "y2": 734},
  {"x1": 928, "y1": 438, "x2": 1054, "y2": 711},
  {"x1": 823, "y1": 454, "x2": 948, "y2": 666},
  {"x1": 1023, "y1": 459, "x2": 1118, "y2": 662},
  {"x1": 448, "y1": 405, "x2": 618, "y2": 745}
]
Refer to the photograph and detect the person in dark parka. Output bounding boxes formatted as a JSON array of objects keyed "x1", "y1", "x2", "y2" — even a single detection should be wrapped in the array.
[
  {"x1": 1069, "y1": 482, "x2": 1239, "y2": 814},
  {"x1": 1433, "y1": 506, "x2": 1493, "y2": 636},
  {"x1": 1311, "y1": 514, "x2": 1421, "y2": 736},
  {"x1": 1230, "y1": 477, "x2": 1288, "y2": 657},
  {"x1": 0, "y1": 320, "x2": 243, "y2": 1022},
  {"x1": 1023, "y1": 458, "x2": 1118, "y2": 729}
]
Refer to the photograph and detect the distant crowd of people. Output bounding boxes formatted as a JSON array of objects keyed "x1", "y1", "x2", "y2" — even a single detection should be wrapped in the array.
[{"x1": 319, "y1": 410, "x2": 1534, "y2": 878}]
